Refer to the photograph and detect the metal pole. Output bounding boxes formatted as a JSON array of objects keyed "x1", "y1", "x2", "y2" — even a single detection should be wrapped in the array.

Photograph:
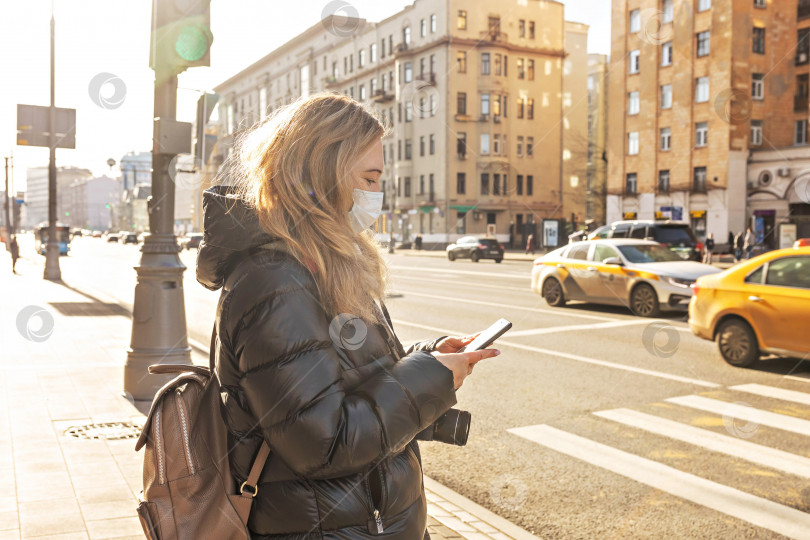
[
  {"x1": 388, "y1": 177, "x2": 395, "y2": 253},
  {"x1": 44, "y1": 11, "x2": 61, "y2": 281},
  {"x1": 123, "y1": 61, "x2": 191, "y2": 401},
  {"x1": 3, "y1": 158, "x2": 10, "y2": 238}
]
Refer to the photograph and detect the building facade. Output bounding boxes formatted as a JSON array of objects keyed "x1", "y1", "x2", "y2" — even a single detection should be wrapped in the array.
[
  {"x1": 586, "y1": 53, "x2": 609, "y2": 226},
  {"x1": 212, "y1": 0, "x2": 587, "y2": 248},
  {"x1": 608, "y1": 0, "x2": 810, "y2": 249},
  {"x1": 23, "y1": 166, "x2": 93, "y2": 228},
  {"x1": 66, "y1": 175, "x2": 120, "y2": 230}
]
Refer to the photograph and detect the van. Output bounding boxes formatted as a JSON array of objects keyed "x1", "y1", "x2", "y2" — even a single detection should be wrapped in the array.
[{"x1": 589, "y1": 220, "x2": 700, "y2": 261}]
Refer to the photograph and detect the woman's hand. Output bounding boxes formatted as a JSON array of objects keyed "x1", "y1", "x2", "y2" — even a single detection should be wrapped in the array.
[
  {"x1": 434, "y1": 334, "x2": 480, "y2": 354},
  {"x1": 431, "y1": 348, "x2": 500, "y2": 390}
]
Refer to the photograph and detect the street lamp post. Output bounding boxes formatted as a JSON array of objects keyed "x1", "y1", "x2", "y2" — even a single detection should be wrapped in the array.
[{"x1": 388, "y1": 177, "x2": 396, "y2": 254}]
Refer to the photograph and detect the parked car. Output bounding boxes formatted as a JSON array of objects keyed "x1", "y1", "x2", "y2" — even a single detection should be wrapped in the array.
[
  {"x1": 447, "y1": 236, "x2": 505, "y2": 263},
  {"x1": 121, "y1": 233, "x2": 139, "y2": 244},
  {"x1": 106, "y1": 233, "x2": 120, "y2": 242},
  {"x1": 181, "y1": 233, "x2": 203, "y2": 250},
  {"x1": 532, "y1": 239, "x2": 721, "y2": 317},
  {"x1": 688, "y1": 246, "x2": 810, "y2": 367},
  {"x1": 589, "y1": 220, "x2": 701, "y2": 261}
]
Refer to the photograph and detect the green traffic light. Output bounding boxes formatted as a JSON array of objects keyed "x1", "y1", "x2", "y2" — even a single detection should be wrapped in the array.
[{"x1": 175, "y1": 24, "x2": 209, "y2": 62}]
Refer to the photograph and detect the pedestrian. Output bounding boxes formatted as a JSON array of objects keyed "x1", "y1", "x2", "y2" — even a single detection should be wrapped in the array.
[
  {"x1": 196, "y1": 93, "x2": 499, "y2": 540},
  {"x1": 526, "y1": 233, "x2": 535, "y2": 255},
  {"x1": 743, "y1": 227, "x2": 755, "y2": 259},
  {"x1": 703, "y1": 233, "x2": 715, "y2": 264},
  {"x1": 728, "y1": 231, "x2": 734, "y2": 258},
  {"x1": 415, "y1": 234, "x2": 423, "y2": 250},
  {"x1": 734, "y1": 231, "x2": 744, "y2": 262},
  {"x1": 9, "y1": 234, "x2": 19, "y2": 274}
]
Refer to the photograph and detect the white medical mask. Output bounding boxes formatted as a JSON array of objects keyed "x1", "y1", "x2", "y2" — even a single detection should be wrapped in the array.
[{"x1": 347, "y1": 188, "x2": 384, "y2": 234}]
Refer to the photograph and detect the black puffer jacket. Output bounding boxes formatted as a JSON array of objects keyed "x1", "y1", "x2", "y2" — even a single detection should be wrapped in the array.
[{"x1": 196, "y1": 186, "x2": 458, "y2": 539}]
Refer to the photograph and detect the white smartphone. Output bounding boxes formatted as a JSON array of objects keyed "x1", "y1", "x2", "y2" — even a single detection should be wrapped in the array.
[{"x1": 458, "y1": 318, "x2": 512, "y2": 352}]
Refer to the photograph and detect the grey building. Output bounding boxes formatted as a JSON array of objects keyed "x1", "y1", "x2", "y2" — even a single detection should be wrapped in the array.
[{"x1": 24, "y1": 166, "x2": 93, "y2": 228}]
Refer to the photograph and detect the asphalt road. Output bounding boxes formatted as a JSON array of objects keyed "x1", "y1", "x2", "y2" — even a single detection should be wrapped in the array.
[{"x1": 13, "y1": 234, "x2": 810, "y2": 539}]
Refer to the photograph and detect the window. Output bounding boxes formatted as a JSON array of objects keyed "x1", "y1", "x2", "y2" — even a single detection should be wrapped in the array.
[
  {"x1": 370, "y1": 43, "x2": 377, "y2": 63},
  {"x1": 660, "y1": 127, "x2": 671, "y2": 151},
  {"x1": 492, "y1": 95, "x2": 501, "y2": 116},
  {"x1": 431, "y1": 14, "x2": 436, "y2": 33},
  {"x1": 457, "y1": 51, "x2": 467, "y2": 73},
  {"x1": 481, "y1": 53, "x2": 490, "y2": 75},
  {"x1": 397, "y1": 177, "x2": 401, "y2": 196},
  {"x1": 796, "y1": 119, "x2": 808, "y2": 145},
  {"x1": 488, "y1": 16, "x2": 500, "y2": 36},
  {"x1": 752, "y1": 73, "x2": 764, "y2": 99},
  {"x1": 481, "y1": 173, "x2": 489, "y2": 195},
  {"x1": 403, "y1": 26, "x2": 411, "y2": 46},
  {"x1": 404, "y1": 62, "x2": 412, "y2": 83},
  {"x1": 493, "y1": 134, "x2": 500, "y2": 155},
  {"x1": 494, "y1": 54, "x2": 502, "y2": 76},
  {"x1": 517, "y1": 174, "x2": 524, "y2": 195},
  {"x1": 519, "y1": 19, "x2": 525, "y2": 38},
  {"x1": 528, "y1": 59, "x2": 535, "y2": 80},
  {"x1": 405, "y1": 102, "x2": 412, "y2": 122},
  {"x1": 663, "y1": 0, "x2": 674, "y2": 22},
  {"x1": 693, "y1": 166, "x2": 707, "y2": 192},
  {"x1": 765, "y1": 257, "x2": 810, "y2": 289},
  {"x1": 358, "y1": 49, "x2": 365, "y2": 68},
  {"x1": 420, "y1": 57, "x2": 426, "y2": 77},
  {"x1": 517, "y1": 58, "x2": 525, "y2": 79},
  {"x1": 517, "y1": 98, "x2": 524, "y2": 119},
  {"x1": 457, "y1": 10, "x2": 467, "y2": 30},
  {"x1": 630, "y1": 10, "x2": 641, "y2": 33},
  {"x1": 457, "y1": 172, "x2": 466, "y2": 194},
  {"x1": 381, "y1": 39, "x2": 385, "y2": 59},
  {"x1": 359, "y1": 84, "x2": 366, "y2": 101},
  {"x1": 370, "y1": 78, "x2": 376, "y2": 95},
  {"x1": 456, "y1": 212, "x2": 466, "y2": 234},
  {"x1": 628, "y1": 132, "x2": 639, "y2": 155},
  {"x1": 628, "y1": 91, "x2": 640, "y2": 115},
  {"x1": 697, "y1": 31, "x2": 710, "y2": 57},
  {"x1": 481, "y1": 94, "x2": 490, "y2": 115},
  {"x1": 529, "y1": 21, "x2": 535, "y2": 39},
  {"x1": 527, "y1": 137, "x2": 534, "y2": 156},
  {"x1": 629, "y1": 50, "x2": 640, "y2": 74},
  {"x1": 695, "y1": 122, "x2": 708, "y2": 147},
  {"x1": 661, "y1": 84, "x2": 673, "y2": 109},
  {"x1": 429, "y1": 134, "x2": 435, "y2": 155},
  {"x1": 626, "y1": 173, "x2": 638, "y2": 194},
  {"x1": 419, "y1": 175, "x2": 425, "y2": 194},
  {"x1": 493, "y1": 173, "x2": 501, "y2": 195},
  {"x1": 751, "y1": 120, "x2": 763, "y2": 146},
  {"x1": 527, "y1": 175, "x2": 533, "y2": 195},
  {"x1": 420, "y1": 19, "x2": 426, "y2": 37},
  {"x1": 481, "y1": 133, "x2": 490, "y2": 154},
  {"x1": 698, "y1": 0, "x2": 711, "y2": 11},
  {"x1": 404, "y1": 177, "x2": 411, "y2": 197},
  {"x1": 457, "y1": 133, "x2": 467, "y2": 159},
  {"x1": 662, "y1": 42, "x2": 673, "y2": 66},
  {"x1": 696, "y1": 77, "x2": 710, "y2": 103},
  {"x1": 420, "y1": 136, "x2": 425, "y2": 156},
  {"x1": 517, "y1": 135, "x2": 524, "y2": 156},
  {"x1": 405, "y1": 139, "x2": 412, "y2": 159},
  {"x1": 659, "y1": 170, "x2": 671, "y2": 193},
  {"x1": 527, "y1": 98, "x2": 534, "y2": 119},
  {"x1": 594, "y1": 245, "x2": 620, "y2": 262},
  {"x1": 753, "y1": 27, "x2": 766, "y2": 54},
  {"x1": 798, "y1": 28, "x2": 810, "y2": 65},
  {"x1": 457, "y1": 92, "x2": 467, "y2": 114},
  {"x1": 754, "y1": 0, "x2": 765, "y2": 7}
]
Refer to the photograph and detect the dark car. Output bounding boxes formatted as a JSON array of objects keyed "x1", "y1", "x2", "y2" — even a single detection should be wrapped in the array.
[
  {"x1": 181, "y1": 233, "x2": 203, "y2": 250},
  {"x1": 122, "y1": 233, "x2": 139, "y2": 244},
  {"x1": 589, "y1": 220, "x2": 700, "y2": 261},
  {"x1": 446, "y1": 236, "x2": 504, "y2": 263},
  {"x1": 106, "y1": 233, "x2": 120, "y2": 242}
]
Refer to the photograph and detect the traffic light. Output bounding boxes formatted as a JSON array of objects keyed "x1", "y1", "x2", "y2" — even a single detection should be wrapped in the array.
[{"x1": 149, "y1": 0, "x2": 213, "y2": 74}]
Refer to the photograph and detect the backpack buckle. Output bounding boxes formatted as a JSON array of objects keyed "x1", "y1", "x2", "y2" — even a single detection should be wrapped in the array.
[{"x1": 240, "y1": 481, "x2": 258, "y2": 498}]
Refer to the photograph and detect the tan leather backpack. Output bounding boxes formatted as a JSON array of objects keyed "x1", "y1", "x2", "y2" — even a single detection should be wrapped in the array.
[{"x1": 134, "y1": 326, "x2": 270, "y2": 540}]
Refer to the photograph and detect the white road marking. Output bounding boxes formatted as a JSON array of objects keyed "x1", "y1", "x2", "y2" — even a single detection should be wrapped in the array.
[
  {"x1": 507, "y1": 319, "x2": 690, "y2": 337},
  {"x1": 392, "y1": 274, "x2": 528, "y2": 292},
  {"x1": 731, "y1": 383, "x2": 810, "y2": 407},
  {"x1": 508, "y1": 424, "x2": 810, "y2": 540},
  {"x1": 785, "y1": 375, "x2": 810, "y2": 384},
  {"x1": 595, "y1": 408, "x2": 810, "y2": 479},
  {"x1": 666, "y1": 395, "x2": 810, "y2": 437},
  {"x1": 388, "y1": 264, "x2": 530, "y2": 280},
  {"x1": 389, "y1": 289, "x2": 620, "y2": 322},
  {"x1": 391, "y1": 319, "x2": 720, "y2": 388}
]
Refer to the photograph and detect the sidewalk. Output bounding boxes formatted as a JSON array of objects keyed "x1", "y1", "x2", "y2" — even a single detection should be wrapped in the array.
[{"x1": 0, "y1": 255, "x2": 538, "y2": 540}]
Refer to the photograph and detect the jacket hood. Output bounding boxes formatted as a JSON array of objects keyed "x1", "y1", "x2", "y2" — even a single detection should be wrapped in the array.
[{"x1": 196, "y1": 185, "x2": 276, "y2": 291}]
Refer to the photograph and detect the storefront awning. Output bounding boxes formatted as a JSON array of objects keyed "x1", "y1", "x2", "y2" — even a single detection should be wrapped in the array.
[
  {"x1": 450, "y1": 205, "x2": 477, "y2": 212},
  {"x1": 419, "y1": 205, "x2": 435, "y2": 213}
]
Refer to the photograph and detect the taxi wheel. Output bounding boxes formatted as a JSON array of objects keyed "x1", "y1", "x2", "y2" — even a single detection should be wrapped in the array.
[
  {"x1": 630, "y1": 283, "x2": 660, "y2": 317},
  {"x1": 471, "y1": 252, "x2": 480, "y2": 262},
  {"x1": 448, "y1": 251, "x2": 456, "y2": 261},
  {"x1": 495, "y1": 258, "x2": 503, "y2": 263},
  {"x1": 542, "y1": 278, "x2": 566, "y2": 307},
  {"x1": 717, "y1": 319, "x2": 760, "y2": 367}
]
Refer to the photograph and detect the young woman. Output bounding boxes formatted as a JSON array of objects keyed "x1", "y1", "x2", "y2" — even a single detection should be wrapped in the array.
[{"x1": 196, "y1": 93, "x2": 499, "y2": 539}]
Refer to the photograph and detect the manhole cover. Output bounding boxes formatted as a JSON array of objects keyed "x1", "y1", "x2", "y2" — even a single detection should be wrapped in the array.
[{"x1": 65, "y1": 421, "x2": 143, "y2": 440}]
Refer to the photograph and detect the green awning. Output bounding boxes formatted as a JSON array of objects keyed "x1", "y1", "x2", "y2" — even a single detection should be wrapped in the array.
[
  {"x1": 450, "y1": 205, "x2": 477, "y2": 212},
  {"x1": 419, "y1": 205, "x2": 435, "y2": 213}
]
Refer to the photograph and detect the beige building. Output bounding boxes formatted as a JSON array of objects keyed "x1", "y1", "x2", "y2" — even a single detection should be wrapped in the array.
[
  {"x1": 586, "y1": 53, "x2": 609, "y2": 226},
  {"x1": 608, "y1": 0, "x2": 810, "y2": 249},
  {"x1": 212, "y1": 0, "x2": 592, "y2": 248},
  {"x1": 562, "y1": 21, "x2": 590, "y2": 231}
]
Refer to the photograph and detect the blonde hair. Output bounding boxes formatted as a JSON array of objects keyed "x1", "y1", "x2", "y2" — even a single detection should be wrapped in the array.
[{"x1": 230, "y1": 92, "x2": 389, "y2": 324}]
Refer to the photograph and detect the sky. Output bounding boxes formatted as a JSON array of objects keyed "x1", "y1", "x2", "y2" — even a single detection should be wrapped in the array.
[{"x1": 0, "y1": 0, "x2": 611, "y2": 192}]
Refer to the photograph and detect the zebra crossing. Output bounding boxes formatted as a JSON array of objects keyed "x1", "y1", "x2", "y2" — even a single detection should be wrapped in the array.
[{"x1": 508, "y1": 381, "x2": 810, "y2": 540}]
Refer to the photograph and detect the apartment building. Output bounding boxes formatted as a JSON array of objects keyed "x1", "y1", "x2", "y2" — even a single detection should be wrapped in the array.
[
  {"x1": 609, "y1": 0, "x2": 810, "y2": 248},
  {"x1": 212, "y1": 0, "x2": 586, "y2": 248},
  {"x1": 587, "y1": 53, "x2": 609, "y2": 226},
  {"x1": 23, "y1": 166, "x2": 92, "y2": 228}
]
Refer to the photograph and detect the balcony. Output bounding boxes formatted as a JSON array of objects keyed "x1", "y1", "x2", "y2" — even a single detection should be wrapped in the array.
[
  {"x1": 415, "y1": 72, "x2": 436, "y2": 85},
  {"x1": 795, "y1": 94, "x2": 809, "y2": 112},
  {"x1": 479, "y1": 30, "x2": 508, "y2": 43},
  {"x1": 372, "y1": 89, "x2": 394, "y2": 103},
  {"x1": 396, "y1": 43, "x2": 408, "y2": 53},
  {"x1": 692, "y1": 181, "x2": 707, "y2": 194}
]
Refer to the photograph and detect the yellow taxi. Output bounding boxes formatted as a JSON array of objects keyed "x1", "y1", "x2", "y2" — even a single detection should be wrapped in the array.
[{"x1": 688, "y1": 246, "x2": 810, "y2": 367}]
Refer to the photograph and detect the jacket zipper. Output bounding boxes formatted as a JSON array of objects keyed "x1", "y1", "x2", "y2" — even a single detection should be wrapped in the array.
[
  {"x1": 364, "y1": 468, "x2": 385, "y2": 534},
  {"x1": 175, "y1": 391, "x2": 195, "y2": 475}
]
